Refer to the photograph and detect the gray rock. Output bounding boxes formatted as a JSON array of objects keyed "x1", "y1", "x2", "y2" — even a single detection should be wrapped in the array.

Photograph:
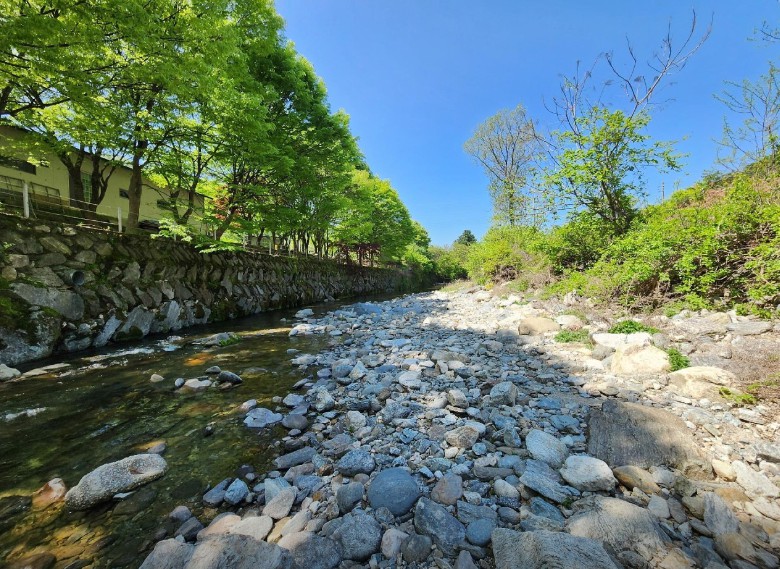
[
  {"x1": 732, "y1": 460, "x2": 780, "y2": 498},
  {"x1": 381, "y1": 528, "x2": 409, "y2": 558},
  {"x1": 726, "y1": 321, "x2": 772, "y2": 335},
  {"x1": 139, "y1": 539, "x2": 195, "y2": 569},
  {"x1": 566, "y1": 496, "x2": 668, "y2": 559},
  {"x1": 169, "y1": 505, "x2": 192, "y2": 523},
  {"x1": 611, "y1": 344, "x2": 670, "y2": 375},
  {"x1": 492, "y1": 528, "x2": 619, "y2": 569},
  {"x1": 519, "y1": 459, "x2": 574, "y2": 504},
  {"x1": 10, "y1": 282, "x2": 84, "y2": 320},
  {"x1": 0, "y1": 364, "x2": 21, "y2": 381},
  {"x1": 282, "y1": 414, "x2": 308, "y2": 430},
  {"x1": 278, "y1": 532, "x2": 341, "y2": 569},
  {"x1": 455, "y1": 550, "x2": 478, "y2": 569},
  {"x1": 447, "y1": 389, "x2": 469, "y2": 408},
  {"x1": 65, "y1": 454, "x2": 167, "y2": 510},
  {"x1": 283, "y1": 393, "x2": 304, "y2": 407},
  {"x1": 526, "y1": 429, "x2": 568, "y2": 468},
  {"x1": 445, "y1": 425, "x2": 480, "y2": 448},
  {"x1": 274, "y1": 448, "x2": 316, "y2": 470},
  {"x1": 263, "y1": 487, "x2": 296, "y2": 520},
  {"x1": 115, "y1": 305, "x2": 155, "y2": 339},
  {"x1": 466, "y1": 518, "x2": 494, "y2": 546},
  {"x1": 529, "y1": 497, "x2": 565, "y2": 524},
  {"x1": 489, "y1": 382, "x2": 517, "y2": 406},
  {"x1": 264, "y1": 477, "x2": 291, "y2": 502},
  {"x1": 612, "y1": 465, "x2": 660, "y2": 494},
  {"x1": 244, "y1": 408, "x2": 283, "y2": 429},
  {"x1": 403, "y1": 534, "x2": 432, "y2": 563},
  {"x1": 367, "y1": 468, "x2": 421, "y2": 516},
  {"x1": 414, "y1": 497, "x2": 465, "y2": 556},
  {"x1": 230, "y1": 515, "x2": 274, "y2": 541},
  {"x1": 588, "y1": 400, "x2": 711, "y2": 478},
  {"x1": 337, "y1": 449, "x2": 376, "y2": 476},
  {"x1": 223, "y1": 479, "x2": 248, "y2": 506},
  {"x1": 176, "y1": 516, "x2": 204, "y2": 541},
  {"x1": 755, "y1": 442, "x2": 780, "y2": 463},
  {"x1": 560, "y1": 455, "x2": 616, "y2": 492},
  {"x1": 203, "y1": 479, "x2": 231, "y2": 506},
  {"x1": 330, "y1": 513, "x2": 382, "y2": 561},
  {"x1": 431, "y1": 473, "x2": 463, "y2": 505},
  {"x1": 217, "y1": 371, "x2": 242, "y2": 385},
  {"x1": 550, "y1": 414, "x2": 580, "y2": 433},
  {"x1": 456, "y1": 500, "x2": 498, "y2": 525},
  {"x1": 186, "y1": 533, "x2": 290, "y2": 569},
  {"x1": 313, "y1": 390, "x2": 335, "y2": 412},
  {"x1": 336, "y1": 481, "x2": 364, "y2": 514}
]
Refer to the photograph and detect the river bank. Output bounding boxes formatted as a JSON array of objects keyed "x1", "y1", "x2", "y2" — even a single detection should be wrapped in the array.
[
  {"x1": 5, "y1": 287, "x2": 780, "y2": 569},
  {"x1": 130, "y1": 287, "x2": 779, "y2": 569}
]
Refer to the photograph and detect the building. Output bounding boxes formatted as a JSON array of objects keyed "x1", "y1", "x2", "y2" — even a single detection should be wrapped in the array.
[{"x1": 0, "y1": 125, "x2": 208, "y2": 231}]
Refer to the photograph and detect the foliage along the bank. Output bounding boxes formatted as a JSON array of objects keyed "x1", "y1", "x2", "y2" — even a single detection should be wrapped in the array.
[{"x1": 0, "y1": 0, "x2": 429, "y2": 268}]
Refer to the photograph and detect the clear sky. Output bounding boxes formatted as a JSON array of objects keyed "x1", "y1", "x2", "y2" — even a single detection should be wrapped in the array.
[{"x1": 275, "y1": 1, "x2": 780, "y2": 246}]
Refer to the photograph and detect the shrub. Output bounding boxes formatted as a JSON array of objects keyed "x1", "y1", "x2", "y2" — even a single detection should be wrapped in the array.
[
  {"x1": 608, "y1": 320, "x2": 659, "y2": 334},
  {"x1": 464, "y1": 226, "x2": 550, "y2": 285},
  {"x1": 555, "y1": 329, "x2": 590, "y2": 343},
  {"x1": 667, "y1": 348, "x2": 690, "y2": 371}
]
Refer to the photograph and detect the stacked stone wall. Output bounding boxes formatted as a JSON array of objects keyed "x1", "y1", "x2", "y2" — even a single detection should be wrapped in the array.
[{"x1": 0, "y1": 214, "x2": 410, "y2": 365}]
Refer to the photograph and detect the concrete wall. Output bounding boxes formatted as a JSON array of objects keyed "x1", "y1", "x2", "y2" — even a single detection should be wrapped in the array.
[{"x1": 0, "y1": 214, "x2": 412, "y2": 366}]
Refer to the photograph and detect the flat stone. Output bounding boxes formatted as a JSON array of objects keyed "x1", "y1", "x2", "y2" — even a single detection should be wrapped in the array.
[
  {"x1": 337, "y1": 449, "x2": 375, "y2": 476},
  {"x1": 703, "y1": 492, "x2": 739, "y2": 535},
  {"x1": 525, "y1": 429, "x2": 568, "y2": 468},
  {"x1": 414, "y1": 497, "x2": 465, "y2": 556},
  {"x1": 278, "y1": 532, "x2": 341, "y2": 569},
  {"x1": 230, "y1": 515, "x2": 274, "y2": 541},
  {"x1": 187, "y1": 533, "x2": 290, "y2": 569},
  {"x1": 732, "y1": 461, "x2": 780, "y2": 498},
  {"x1": 274, "y1": 448, "x2": 316, "y2": 470},
  {"x1": 65, "y1": 454, "x2": 167, "y2": 510},
  {"x1": 566, "y1": 496, "x2": 668, "y2": 559},
  {"x1": 519, "y1": 459, "x2": 574, "y2": 504},
  {"x1": 588, "y1": 400, "x2": 711, "y2": 479},
  {"x1": 492, "y1": 528, "x2": 618, "y2": 569},
  {"x1": 518, "y1": 317, "x2": 560, "y2": 335},
  {"x1": 244, "y1": 408, "x2": 283, "y2": 429},
  {"x1": 263, "y1": 487, "x2": 296, "y2": 520}
]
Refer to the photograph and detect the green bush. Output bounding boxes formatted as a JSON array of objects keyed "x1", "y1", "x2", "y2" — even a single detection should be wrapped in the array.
[
  {"x1": 554, "y1": 329, "x2": 590, "y2": 343},
  {"x1": 464, "y1": 226, "x2": 549, "y2": 285},
  {"x1": 608, "y1": 320, "x2": 659, "y2": 334},
  {"x1": 542, "y1": 212, "x2": 616, "y2": 273},
  {"x1": 667, "y1": 348, "x2": 690, "y2": 371}
]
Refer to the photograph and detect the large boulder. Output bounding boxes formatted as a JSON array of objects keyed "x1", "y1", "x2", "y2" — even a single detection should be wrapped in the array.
[
  {"x1": 588, "y1": 400, "x2": 711, "y2": 479},
  {"x1": 492, "y1": 529, "x2": 618, "y2": 569},
  {"x1": 668, "y1": 366, "x2": 737, "y2": 399},
  {"x1": 187, "y1": 534, "x2": 290, "y2": 569},
  {"x1": 610, "y1": 344, "x2": 670, "y2": 375},
  {"x1": 591, "y1": 332, "x2": 651, "y2": 351},
  {"x1": 517, "y1": 317, "x2": 560, "y2": 335},
  {"x1": 65, "y1": 454, "x2": 167, "y2": 510},
  {"x1": 10, "y1": 282, "x2": 84, "y2": 320},
  {"x1": 566, "y1": 496, "x2": 668, "y2": 559},
  {"x1": 278, "y1": 532, "x2": 341, "y2": 569}
]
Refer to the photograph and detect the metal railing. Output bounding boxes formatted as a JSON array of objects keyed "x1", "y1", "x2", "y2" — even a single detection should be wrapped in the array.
[{"x1": 0, "y1": 175, "x2": 122, "y2": 231}]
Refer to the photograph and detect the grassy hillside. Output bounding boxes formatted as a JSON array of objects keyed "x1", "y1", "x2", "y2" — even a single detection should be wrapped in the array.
[{"x1": 452, "y1": 165, "x2": 780, "y2": 316}]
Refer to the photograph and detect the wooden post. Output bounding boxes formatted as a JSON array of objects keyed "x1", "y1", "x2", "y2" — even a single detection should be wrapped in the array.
[
  {"x1": 117, "y1": 207, "x2": 123, "y2": 233},
  {"x1": 22, "y1": 182, "x2": 29, "y2": 218}
]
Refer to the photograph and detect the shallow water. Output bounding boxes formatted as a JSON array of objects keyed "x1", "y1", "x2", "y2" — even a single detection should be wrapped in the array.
[{"x1": 0, "y1": 301, "x2": 350, "y2": 568}]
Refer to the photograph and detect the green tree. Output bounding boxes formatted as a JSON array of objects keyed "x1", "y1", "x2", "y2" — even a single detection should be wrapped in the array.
[
  {"x1": 454, "y1": 229, "x2": 477, "y2": 246},
  {"x1": 544, "y1": 108, "x2": 681, "y2": 235},
  {"x1": 464, "y1": 105, "x2": 542, "y2": 226}
]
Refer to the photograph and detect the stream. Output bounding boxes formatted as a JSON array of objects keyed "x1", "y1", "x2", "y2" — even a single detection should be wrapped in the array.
[{"x1": 0, "y1": 298, "x2": 373, "y2": 569}]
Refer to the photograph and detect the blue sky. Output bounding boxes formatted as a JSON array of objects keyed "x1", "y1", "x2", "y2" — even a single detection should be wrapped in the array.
[{"x1": 276, "y1": 1, "x2": 780, "y2": 245}]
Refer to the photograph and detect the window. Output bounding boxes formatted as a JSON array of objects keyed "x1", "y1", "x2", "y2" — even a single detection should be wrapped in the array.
[
  {"x1": 0, "y1": 155, "x2": 36, "y2": 175},
  {"x1": 119, "y1": 189, "x2": 129, "y2": 199},
  {"x1": 81, "y1": 172, "x2": 92, "y2": 204}
]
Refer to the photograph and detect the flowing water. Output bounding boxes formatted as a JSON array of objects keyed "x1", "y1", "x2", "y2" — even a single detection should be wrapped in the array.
[{"x1": 0, "y1": 300, "x2": 359, "y2": 568}]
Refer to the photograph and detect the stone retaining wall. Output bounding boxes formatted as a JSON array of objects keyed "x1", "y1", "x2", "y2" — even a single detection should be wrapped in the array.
[{"x1": 0, "y1": 214, "x2": 411, "y2": 366}]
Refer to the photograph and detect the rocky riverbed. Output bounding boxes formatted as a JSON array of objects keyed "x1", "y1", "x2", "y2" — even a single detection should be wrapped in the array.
[{"x1": 94, "y1": 289, "x2": 780, "y2": 568}]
